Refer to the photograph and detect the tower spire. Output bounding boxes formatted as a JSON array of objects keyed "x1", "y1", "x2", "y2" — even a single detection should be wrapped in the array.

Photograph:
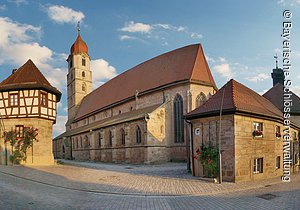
[
  {"x1": 274, "y1": 54, "x2": 278, "y2": 69},
  {"x1": 77, "y1": 21, "x2": 80, "y2": 35}
]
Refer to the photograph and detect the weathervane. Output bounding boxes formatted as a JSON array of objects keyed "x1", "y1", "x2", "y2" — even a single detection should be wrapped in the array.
[
  {"x1": 77, "y1": 21, "x2": 80, "y2": 35},
  {"x1": 274, "y1": 54, "x2": 278, "y2": 69}
]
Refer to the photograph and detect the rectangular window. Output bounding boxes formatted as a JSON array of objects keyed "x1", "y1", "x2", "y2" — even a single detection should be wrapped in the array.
[
  {"x1": 82, "y1": 58, "x2": 86, "y2": 66},
  {"x1": 15, "y1": 125, "x2": 24, "y2": 138},
  {"x1": 276, "y1": 156, "x2": 280, "y2": 169},
  {"x1": 275, "y1": 125, "x2": 281, "y2": 139},
  {"x1": 40, "y1": 92, "x2": 47, "y2": 107},
  {"x1": 254, "y1": 158, "x2": 263, "y2": 174},
  {"x1": 9, "y1": 93, "x2": 19, "y2": 107},
  {"x1": 253, "y1": 122, "x2": 263, "y2": 137}
]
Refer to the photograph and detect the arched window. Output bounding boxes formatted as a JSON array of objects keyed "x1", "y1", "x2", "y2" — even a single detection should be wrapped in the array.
[
  {"x1": 121, "y1": 129, "x2": 126, "y2": 145},
  {"x1": 109, "y1": 130, "x2": 113, "y2": 146},
  {"x1": 174, "y1": 94, "x2": 184, "y2": 143},
  {"x1": 136, "y1": 126, "x2": 142, "y2": 144},
  {"x1": 82, "y1": 83, "x2": 86, "y2": 92},
  {"x1": 85, "y1": 135, "x2": 89, "y2": 147},
  {"x1": 82, "y1": 71, "x2": 85, "y2": 77},
  {"x1": 196, "y1": 92, "x2": 207, "y2": 108}
]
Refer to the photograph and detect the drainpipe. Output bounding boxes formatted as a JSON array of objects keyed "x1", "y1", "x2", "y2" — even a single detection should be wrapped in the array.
[{"x1": 185, "y1": 119, "x2": 195, "y2": 176}]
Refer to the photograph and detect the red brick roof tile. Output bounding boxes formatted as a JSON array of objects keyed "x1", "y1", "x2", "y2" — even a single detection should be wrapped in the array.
[
  {"x1": 75, "y1": 44, "x2": 216, "y2": 121},
  {"x1": 186, "y1": 79, "x2": 283, "y2": 120},
  {"x1": 263, "y1": 83, "x2": 300, "y2": 114},
  {"x1": 71, "y1": 34, "x2": 88, "y2": 54},
  {"x1": 0, "y1": 59, "x2": 61, "y2": 101}
]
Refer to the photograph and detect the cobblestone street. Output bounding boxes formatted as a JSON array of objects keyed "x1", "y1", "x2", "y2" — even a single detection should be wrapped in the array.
[{"x1": 0, "y1": 160, "x2": 299, "y2": 209}]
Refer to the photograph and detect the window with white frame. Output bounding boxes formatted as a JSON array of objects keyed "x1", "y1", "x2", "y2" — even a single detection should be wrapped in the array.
[
  {"x1": 253, "y1": 122, "x2": 263, "y2": 137},
  {"x1": 254, "y1": 158, "x2": 263, "y2": 173},
  {"x1": 9, "y1": 93, "x2": 19, "y2": 107},
  {"x1": 276, "y1": 156, "x2": 280, "y2": 169}
]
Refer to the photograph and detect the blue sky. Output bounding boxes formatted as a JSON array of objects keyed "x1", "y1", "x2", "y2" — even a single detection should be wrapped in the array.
[{"x1": 0, "y1": 0, "x2": 299, "y2": 137}]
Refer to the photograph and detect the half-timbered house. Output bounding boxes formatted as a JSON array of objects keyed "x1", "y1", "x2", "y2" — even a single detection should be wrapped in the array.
[{"x1": 0, "y1": 59, "x2": 61, "y2": 165}]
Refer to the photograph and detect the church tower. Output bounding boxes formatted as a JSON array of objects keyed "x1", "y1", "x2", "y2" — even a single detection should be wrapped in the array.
[
  {"x1": 66, "y1": 23, "x2": 92, "y2": 129},
  {"x1": 271, "y1": 55, "x2": 284, "y2": 86}
]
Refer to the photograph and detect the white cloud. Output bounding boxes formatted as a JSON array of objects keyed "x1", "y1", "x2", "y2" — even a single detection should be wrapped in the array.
[
  {"x1": 90, "y1": 59, "x2": 117, "y2": 89},
  {"x1": 214, "y1": 63, "x2": 234, "y2": 79},
  {"x1": 119, "y1": 21, "x2": 202, "y2": 43},
  {"x1": 190, "y1": 32, "x2": 203, "y2": 39},
  {"x1": 46, "y1": 5, "x2": 85, "y2": 25},
  {"x1": 278, "y1": 0, "x2": 300, "y2": 5},
  {"x1": 7, "y1": 0, "x2": 28, "y2": 6},
  {"x1": 119, "y1": 35, "x2": 137, "y2": 41},
  {"x1": 247, "y1": 73, "x2": 269, "y2": 82},
  {"x1": 0, "y1": 4, "x2": 7, "y2": 11},
  {"x1": 0, "y1": 17, "x2": 67, "y2": 91},
  {"x1": 53, "y1": 115, "x2": 68, "y2": 137},
  {"x1": 120, "y1": 21, "x2": 152, "y2": 33}
]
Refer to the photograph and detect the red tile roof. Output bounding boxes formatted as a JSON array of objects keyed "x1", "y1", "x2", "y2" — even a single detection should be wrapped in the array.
[
  {"x1": 71, "y1": 34, "x2": 88, "y2": 54},
  {"x1": 75, "y1": 44, "x2": 217, "y2": 121},
  {"x1": 186, "y1": 79, "x2": 283, "y2": 120},
  {"x1": 0, "y1": 59, "x2": 61, "y2": 101},
  {"x1": 263, "y1": 83, "x2": 300, "y2": 114}
]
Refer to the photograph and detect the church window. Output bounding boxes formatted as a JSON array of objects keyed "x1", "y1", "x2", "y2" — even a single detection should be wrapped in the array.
[
  {"x1": 174, "y1": 94, "x2": 184, "y2": 143},
  {"x1": 40, "y1": 92, "x2": 48, "y2": 107},
  {"x1": 136, "y1": 126, "x2": 142, "y2": 144},
  {"x1": 109, "y1": 130, "x2": 113, "y2": 146},
  {"x1": 9, "y1": 93, "x2": 19, "y2": 107},
  {"x1": 15, "y1": 125, "x2": 24, "y2": 138},
  {"x1": 196, "y1": 92, "x2": 207, "y2": 108},
  {"x1": 82, "y1": 71, "x2": 85, "y2": 78},
  {"x1": 82, "y1": 58, "x2": 86, "y2": 66},
  {"x1": 121, "y1": 129, "x2": 126, "y2": 145},
  {"x1": 80, "y1": 137, "x2": 83, "y2": 148}
]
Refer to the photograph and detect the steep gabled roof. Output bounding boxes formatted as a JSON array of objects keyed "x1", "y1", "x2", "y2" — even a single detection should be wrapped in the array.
[
  {"x1": 75, "y1": 44, "x2": 216, "y2": 121},
  {"x1": 263, "y1": 83, "x2": 300, "y2": 115},
  {"x1": 186, "y1": 79, "x2": 283, "y2": 120},
  {"x1": 0, "y1": 59, "x2": 61, "y2": 101}
]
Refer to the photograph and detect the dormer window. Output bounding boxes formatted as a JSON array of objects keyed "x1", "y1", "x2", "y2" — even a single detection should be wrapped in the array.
[
  {"x1": 82, "y1": 58, "x2": 86, "y2": 66},
  {"x1": 9, "y1": 93, "x2": 18, "y2": 107}
]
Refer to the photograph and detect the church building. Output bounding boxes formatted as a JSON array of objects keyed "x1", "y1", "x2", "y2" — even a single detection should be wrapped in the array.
[
  {"x1": 0, "y1": 59, "x2": 61, "y2": 165},
  {"x1": 53, "y1": 31, "x2": 217, "y2": 164}
]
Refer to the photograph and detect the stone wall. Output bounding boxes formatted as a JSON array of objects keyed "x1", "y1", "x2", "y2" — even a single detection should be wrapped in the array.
[
  {"x1": 55, "y1": 82, "x2": 216, "y2": 164},
  {"x1": 190, "y1": 115, "x2": 235, "y2": 182},
  {"x1": 0, "y1": 118, "x2": 55, "y2": 165},
  {"x1": 234, "y1": 115, "x2": 299, "y2": 182}
]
